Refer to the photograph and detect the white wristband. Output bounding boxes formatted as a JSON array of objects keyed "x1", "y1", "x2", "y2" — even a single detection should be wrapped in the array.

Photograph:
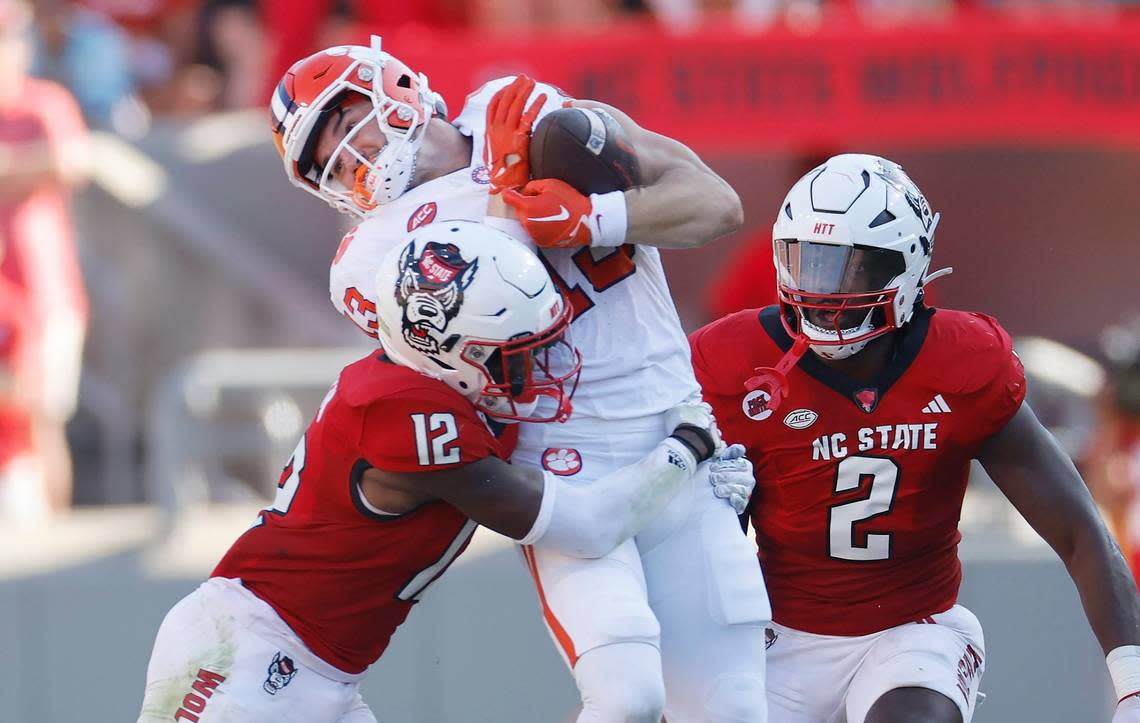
[
  {"x1": 1108, "y1": 645, "x2": 1140, "y2": 701},
  {"x1": 587, "y1": 190, "x2": 628, "y2": 247}
]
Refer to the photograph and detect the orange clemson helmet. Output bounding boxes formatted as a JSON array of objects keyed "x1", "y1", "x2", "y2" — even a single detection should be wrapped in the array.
[{"x1": 270, "y1": 36, "x2": 447, "y2": 216}]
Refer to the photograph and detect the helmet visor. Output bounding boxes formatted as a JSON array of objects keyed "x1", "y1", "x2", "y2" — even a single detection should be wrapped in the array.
[
  {"x1": 775, "y1": 240, "x2": 905, "y2": 296},
  {"x1": 775, "y1": 240, "x2": 906, "y2": 335}
]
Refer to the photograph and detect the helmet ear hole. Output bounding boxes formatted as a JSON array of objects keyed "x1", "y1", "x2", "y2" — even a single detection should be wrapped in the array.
[{"x1": 396, "y1": 74, "x2": 412, "y2": 88}]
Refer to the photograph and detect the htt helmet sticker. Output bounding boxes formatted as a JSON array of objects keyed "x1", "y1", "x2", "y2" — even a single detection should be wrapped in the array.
[{"x1": 395, "y1": 240, "x2": 478, "y2": 356}]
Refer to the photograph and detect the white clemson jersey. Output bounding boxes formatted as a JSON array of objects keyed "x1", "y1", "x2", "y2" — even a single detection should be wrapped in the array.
[{"x1": 329, "y1": 76, "x2": 700, "y2": 421}]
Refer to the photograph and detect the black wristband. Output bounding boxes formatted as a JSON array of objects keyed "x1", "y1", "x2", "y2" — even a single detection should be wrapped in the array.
[{"x1": 669, "y1": 423, "x2": 715, "y2": 463}]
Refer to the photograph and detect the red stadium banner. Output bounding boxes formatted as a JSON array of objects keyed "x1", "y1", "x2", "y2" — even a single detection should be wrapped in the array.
[{"x1": 376, "y1": 16, "x2": 1140, "y2": 152}]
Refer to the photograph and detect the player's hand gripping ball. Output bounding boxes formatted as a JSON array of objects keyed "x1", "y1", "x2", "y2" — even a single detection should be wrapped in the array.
[
  {"x1": 485, "y1": 75, "x2": 547, "y2": 193},
  {"x1": 503, "y1": 102, "x2": 641, "y2": 249},
  {"x1": 529, "y1": 105, "x2": 641, "y2": 195},
  {"x1": 502, "y1": 178, "x2": 596, "y2": 248}
]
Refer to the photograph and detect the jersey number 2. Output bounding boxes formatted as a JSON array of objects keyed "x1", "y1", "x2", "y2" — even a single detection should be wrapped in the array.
[
  {"x1": 827, "y1": 455, "x2": 899, "y2": 561},
  {"x1": 541, "y1": 245, "x2": 636, "y2": 320}
]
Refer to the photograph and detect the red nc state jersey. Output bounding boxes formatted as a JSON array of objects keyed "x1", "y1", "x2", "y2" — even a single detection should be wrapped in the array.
[
  {"x1": 691, "y1": 306, "x2": 1025, "y2": 636},
  {"x1": 213, "y1": 353, "x2": 516, "y2": 674}
]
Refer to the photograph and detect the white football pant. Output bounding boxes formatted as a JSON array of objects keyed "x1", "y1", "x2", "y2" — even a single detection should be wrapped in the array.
[
  {"x1": 516, "y1": 413, "x2": 771, "y2": 723},
  {"x1": 138, "y1": 578, "x2": 376, "y2": 723},
  {"x1": 765, "y1": 604, "x2": 985, "y2": 723}
]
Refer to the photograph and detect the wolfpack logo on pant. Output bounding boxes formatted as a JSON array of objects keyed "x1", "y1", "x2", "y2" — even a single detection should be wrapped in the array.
[
  {"x1": 395, "y1": 240, "x2": 478, "y2": 355},
  {"x1": 262, "y1": 652, "x2": 297, "y2": 695}
]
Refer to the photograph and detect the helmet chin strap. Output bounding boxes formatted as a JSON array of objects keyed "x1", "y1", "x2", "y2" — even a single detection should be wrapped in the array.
[
  {"x1": 481, "y1": 394, "x2": 553, "y2": 425},
  {"x1": 923, "y1": 266, "x2": 953, "y2": 285},
  {"x1": 744, "y1": 335, "x2": 812, "y2": 415}
]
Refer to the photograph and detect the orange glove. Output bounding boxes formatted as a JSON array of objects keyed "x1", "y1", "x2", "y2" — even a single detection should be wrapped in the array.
[
  {"x1": 503, "y1": 179, "x2": 627, "y2": 249},
  {"x1": 485, "y1": 75, "x2": 547, "y2": 194}
]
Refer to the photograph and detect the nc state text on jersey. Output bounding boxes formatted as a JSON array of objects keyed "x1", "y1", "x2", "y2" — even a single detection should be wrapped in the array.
[{"x1": 812, "y1": 423, "x2": 939, "y2": 461}]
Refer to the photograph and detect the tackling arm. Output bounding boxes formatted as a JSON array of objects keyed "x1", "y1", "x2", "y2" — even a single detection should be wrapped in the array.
[
  {"x1": 571, "y1": 99, "x2": 743, "y2": 249},
  {"x1": 365, "y1": 432, "x2": 710, "y2": 558},
  {"x1": 978, "y1": 401, "x2": 1140, "y2": 655}
]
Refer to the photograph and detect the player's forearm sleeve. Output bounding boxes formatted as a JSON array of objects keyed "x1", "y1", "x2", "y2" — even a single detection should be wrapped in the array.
[{"x1": 517, "y1": 437, "x2": 698, "y2": 557}]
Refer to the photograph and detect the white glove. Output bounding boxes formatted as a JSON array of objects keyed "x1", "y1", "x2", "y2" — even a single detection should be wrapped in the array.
[
  {"x1": 664, "y1": 400, "x2": 725, "y2": 457},
  {"x1": 709, "y1": 444, "x2": 754, "y2": 515},
  {"x1": 1115, "y1": 695, "x2": 1140, "y2": 722}
]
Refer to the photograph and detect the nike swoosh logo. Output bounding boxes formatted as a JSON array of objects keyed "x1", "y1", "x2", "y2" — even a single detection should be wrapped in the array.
[{"x1": 528, "y1": 206, "x2": 570, "y2": 223}]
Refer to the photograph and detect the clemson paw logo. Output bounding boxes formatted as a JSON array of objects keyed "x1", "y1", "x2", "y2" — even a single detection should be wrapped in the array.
[{"x1": 541, "y1": 448, "x2": 582, "y2": 476}]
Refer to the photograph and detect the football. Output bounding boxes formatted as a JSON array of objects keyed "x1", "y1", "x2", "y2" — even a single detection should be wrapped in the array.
[{"x1": 529, "y1": 107, "x2": 642, "y2": 195}]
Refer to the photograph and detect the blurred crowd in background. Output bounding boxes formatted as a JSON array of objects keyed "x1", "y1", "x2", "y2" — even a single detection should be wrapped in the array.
[
  {"x1": 7, "y1": 0, "x2": 1140, "y2": 134},
  {"x1": 2, "y1": 0, "x2": 1140, "y2": 584}
]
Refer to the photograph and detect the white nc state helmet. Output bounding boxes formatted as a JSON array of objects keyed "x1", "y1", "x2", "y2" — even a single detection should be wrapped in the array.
[
  {"x1": 375, "y1": 221, "x2": 582, "y2": 423},
  {"x1": 772, "y1": 153, "x2": 946, "y2": 360},
  {"x1": 270, "y1": 36, "x2": 447, "y2": 217}
]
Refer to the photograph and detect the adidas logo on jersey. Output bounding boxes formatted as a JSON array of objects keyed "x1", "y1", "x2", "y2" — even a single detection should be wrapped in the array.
[{"x1": 922, "y1": 394, "x2": 952, "y2": 414}]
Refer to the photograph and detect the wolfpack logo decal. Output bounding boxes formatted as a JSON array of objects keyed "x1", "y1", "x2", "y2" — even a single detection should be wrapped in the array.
[
  {"x1": 542, "y1": 447, "x2": 582, "y2": 476},
  {"x1": 765, "y1": 628, "x2": 779, "y2": 650},
  {"x1": 854, "y1": 388, "x2": 879, "y2": 414},
  {"x1": 873, "y1": 162, "x2": 934, "y2": 233},
  {"x1": 783, "y1": 408, "x2": 818, "y2": 430},
  {"x1": 262, "y1": 652, "x2": 297, "y2": 695},
  {"x1": 742, "y1": 389, "x2": 773, "y2": 421},
  {"x1": 395, "y1": 240, "x2": 478, "y2": 356},
  {"x1": 407, "y1": 202, "x2": 438, "y2": 232}
]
